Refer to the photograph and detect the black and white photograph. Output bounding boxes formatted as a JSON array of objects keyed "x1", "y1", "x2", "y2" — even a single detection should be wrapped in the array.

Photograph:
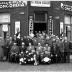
[{"x1": 0, "y1": 0, "x2": 72, "y2": 72}]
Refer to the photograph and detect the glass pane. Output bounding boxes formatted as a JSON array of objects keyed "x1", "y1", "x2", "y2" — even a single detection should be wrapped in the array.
[
  {"x1": 71, "y1": 16, "x2": 72, "y2": 24},
  {"x1": 35, "y1": 12, "x2": 45, "y2": 21},
  {"x1": 64, "y1": 16, "x2": 70, "y2": 24}
]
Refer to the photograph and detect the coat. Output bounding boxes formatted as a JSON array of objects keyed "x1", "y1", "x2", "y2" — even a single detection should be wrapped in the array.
[{"x1": 63, "y1": 41, "x2": 70, "y2": 53}]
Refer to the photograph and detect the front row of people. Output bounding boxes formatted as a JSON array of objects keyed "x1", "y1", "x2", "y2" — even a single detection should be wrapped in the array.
[{"x1": 6, "y1": 37, "x2": 70, "y2": 65}]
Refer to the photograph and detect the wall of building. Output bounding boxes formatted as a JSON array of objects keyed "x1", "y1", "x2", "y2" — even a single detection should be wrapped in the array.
[{"x1": 10, "y1": 7, "x2": 28, "y2": 37}]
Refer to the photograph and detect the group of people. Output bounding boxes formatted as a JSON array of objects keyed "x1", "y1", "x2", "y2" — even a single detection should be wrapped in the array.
[{"x1": 1, "y1": 31, "x2": 71, "y2": 65}]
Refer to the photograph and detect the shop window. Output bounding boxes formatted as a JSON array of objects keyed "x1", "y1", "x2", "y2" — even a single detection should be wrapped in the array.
[{"x1": 64, "y1": 15, "x2": 70, "y2": 24}]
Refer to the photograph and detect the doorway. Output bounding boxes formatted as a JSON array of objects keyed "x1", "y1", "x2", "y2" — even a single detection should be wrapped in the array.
[{"x1": 34, "y1": 23, "x2": 46, "y2": 34}]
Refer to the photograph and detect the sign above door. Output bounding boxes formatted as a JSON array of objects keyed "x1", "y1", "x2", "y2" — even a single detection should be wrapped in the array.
[{"x1": 31, "y1": 0, "x2": 50, "y2": 7}]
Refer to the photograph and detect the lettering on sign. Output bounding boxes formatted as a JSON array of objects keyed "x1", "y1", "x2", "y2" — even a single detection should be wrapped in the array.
[
  {"x1": 29, "y1": 16, "x2": 33, "y2": 35},
  {"x1": 31, "y1": 1, "x2": 50, "y2": 7},
  {"x1": 0, "y1": 1, "x2": 27, "y2": 8},
  {"x1": 48, "y1": 16, "x2": 53, "y2": 35},
  {"x1": 61, "y1": 3, "x2": 72, "y2": 11}
]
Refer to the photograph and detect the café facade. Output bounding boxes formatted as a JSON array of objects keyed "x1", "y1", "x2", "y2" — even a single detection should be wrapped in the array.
[{"x1": 0, "y1": 1, "x2": 72, "y2": 41}]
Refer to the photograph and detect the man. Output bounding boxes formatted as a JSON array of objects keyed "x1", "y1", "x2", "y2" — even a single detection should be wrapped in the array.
[
  {"x1": 13, "y1": 35, "x2": 21, "y2": 46},
  {"x1": 63, "y1": 37, "x2": 70, "y2": 63},
  {"x1": 9, "y1": 43, "x2": 20, "y2": 62},
  {"x1": 27, "y1": 43, "x2": 35, "y2": 53},
  {"x1": 32, "y1": 37, "x2": 38, "y2": 46},
  {"x1": 51, "y1": 39, "x2": 59, "y2": 63},
  {"x1": 3, "y1": 35, "x2": 10, "y2": 61},
  {"x1": 25, "y1": 36, "x2": 33, "y2": 46},
  {"x1": 41, "y1": 44, "x2": 51, "y2": 63},
  {"x1": 59, "y1": 38, "x2": 64, "y2": 63},
  {"x1": 36, "y1": 43, "x2": 43, "y2": 64},
  {"x1": 43, "y1": 44, "x2": 51, "y2": 57},
  {"x1": 20, "y1": 42, "x2": 26, "y2": 52},
  {"x1": 19, "y1": 42, "x2": 27, "y2": 64},
  {"x1": 26, "y1": 43, "x2": 35, "y2": 64}
]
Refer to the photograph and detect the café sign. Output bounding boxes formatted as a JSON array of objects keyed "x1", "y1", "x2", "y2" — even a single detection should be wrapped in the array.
[
  {"x1": 61, "y1": 3, "x2": 72, "y2": 11},
  {"x1": 31, "y1": 1, "x2": 50, "y2": 7}
]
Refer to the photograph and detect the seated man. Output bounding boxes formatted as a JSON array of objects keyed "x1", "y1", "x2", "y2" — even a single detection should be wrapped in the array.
[
  {"x1": 43, "y1": 44, "x2": 51, "y2": 57},
  {"x1": 9, "y1": 43, "x2": 20, "y2": 62},
  {"x1": 27, "y1": 43, "x2": 35, "y2": 53},
  {"x1": 41, "y1": 44, "x2": 51, "y2": 63},
  {"x1": 26, "y1": 43, "x2": 35, "y2": 63},
  {"x1": 35, "y1": 43, "x2": 43, "y2": 64},
  {"x1": 20, "y1": 42, "x2": 26, "y2": 52},
  {"x1": 19, "y1": 42, "x2": 27, "y2": 65}
]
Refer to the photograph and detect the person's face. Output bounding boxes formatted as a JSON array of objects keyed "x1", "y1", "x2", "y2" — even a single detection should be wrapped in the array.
[
  {"x1": 6, "y1": 35, "x2": 9, "y2": 39},
  {"x1": 21, "y1": 37, "x2": 23, "y2": 41},
  {"x1": 46, "y1": 44, "x2": 48, "y2": 46},
  {"x1": 14, "y1": 35, "x2": 16, "y2": 40},
  {"x1": 22, "y1": 44, "x2": 24, "y2": 46},
  {"x1": 29, "y1": 43, "x2": 31, "y2": 46},
  {"x1": 14, "y1": 43, "x2": 16, "y2": 46},
  {"x1": 39, "y1": 31, "x2": 41, "y2": 33},
  {"x1": 64, "y1": 37, "x2": 67, "y2": 41},
  {"x1": 10, "y1": 37, "x2": 12, "y2": 41},
  {"x1": 38, "y1": 43, "x2": 41, "y2": 46}
]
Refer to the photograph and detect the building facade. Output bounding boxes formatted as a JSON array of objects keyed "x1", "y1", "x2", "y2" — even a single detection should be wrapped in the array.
[
  {"x1": 0, "y1": 1, "x2": 72, "y2": 41},
  {"x1": 51, "y1": 1, "x2": 72, "y2": 41}
]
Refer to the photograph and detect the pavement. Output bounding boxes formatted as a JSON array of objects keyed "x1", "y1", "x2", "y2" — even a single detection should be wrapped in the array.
[{"x1": 0, "y1": 62, "x2": 72, "y2": 72}]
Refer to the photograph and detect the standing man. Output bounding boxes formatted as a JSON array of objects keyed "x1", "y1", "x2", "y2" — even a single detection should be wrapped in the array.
[
  {"x1": 59, "y1": 38, "x2": 65, "y2": 63},
  {"x1": 63, "y1": 37, "x2": 70, "y2": 63}
]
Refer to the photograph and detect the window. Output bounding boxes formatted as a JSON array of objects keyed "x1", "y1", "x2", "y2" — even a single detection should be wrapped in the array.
[
  {"x1": 34, "y1": 12, "x2": 47, "y2": 22},
  {"x1": 64, "y1": 15, "x2": 72, "y2": 25},
  {"x1": 64, "y1": 15, "x2": 70, "y2": 24},
  {"x1": 71, "y1": 16, "x2": 72, "y2": 24},
  {"x1": 0, "y1": 14, "x2": 10, "y2": 23}
]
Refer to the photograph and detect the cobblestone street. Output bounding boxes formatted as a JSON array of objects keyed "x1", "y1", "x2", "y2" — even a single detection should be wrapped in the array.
[{"x1": 0, "y1": 62, "x2": 72, "y2": 72}]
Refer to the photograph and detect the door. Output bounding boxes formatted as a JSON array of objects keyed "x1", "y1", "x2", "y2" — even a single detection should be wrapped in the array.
[{"x1": 34, "y1": 23, "x2": 46, "y2": 34}]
